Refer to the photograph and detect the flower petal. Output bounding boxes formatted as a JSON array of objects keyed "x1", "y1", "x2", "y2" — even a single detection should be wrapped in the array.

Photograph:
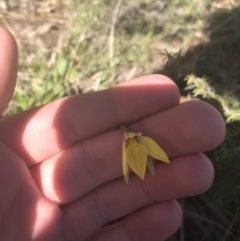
[
  {"x1": 125, "y1": 138, "x2": 148, "y2": 179},
  {"x1": 147, "y1": 157, "x2": 155, "y2": 176},
  {"x1": 122, "y1": 140, "x2": 129, "y2": 184},
  {"x1": 137, "y1": 136, "x2": 170, "y2": 163}
]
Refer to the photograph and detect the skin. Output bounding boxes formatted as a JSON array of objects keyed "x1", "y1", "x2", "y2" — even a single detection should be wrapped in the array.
[{"x1": 0, "y1": 26, "x2": 225, "y2": 241}]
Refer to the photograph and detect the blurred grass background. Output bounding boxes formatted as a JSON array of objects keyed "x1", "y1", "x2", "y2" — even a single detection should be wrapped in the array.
[{"x1": 1, "y1": 0, "x2": 240, "y2": 240}]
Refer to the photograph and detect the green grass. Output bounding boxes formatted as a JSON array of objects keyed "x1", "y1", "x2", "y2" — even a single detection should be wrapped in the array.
[
  {"x1": 2, "y1": 0, "x2": 240, "y2": 240},
  {"x1": 9, "y1": 0, "x2": 221, "y2": 114}
]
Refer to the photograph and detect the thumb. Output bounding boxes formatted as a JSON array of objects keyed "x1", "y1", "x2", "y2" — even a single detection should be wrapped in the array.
[{"x1": 0, "y1": 27, "x2": 18, "y2": 114}]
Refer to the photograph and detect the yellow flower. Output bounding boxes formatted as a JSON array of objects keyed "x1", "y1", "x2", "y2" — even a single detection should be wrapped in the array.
[{"x1": 121, "y1": 125, "x2": 169, "y2": 183}]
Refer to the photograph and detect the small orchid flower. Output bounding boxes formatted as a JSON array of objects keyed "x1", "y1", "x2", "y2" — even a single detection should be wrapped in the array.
[{"x1": 121, "y1": 125, "x2": 169, "y2": 183}]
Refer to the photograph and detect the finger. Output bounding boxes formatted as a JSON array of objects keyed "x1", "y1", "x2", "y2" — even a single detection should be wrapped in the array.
[
  {"x1": 0, "y1": 75, "x2": 179, "y2": 164},
  {"x1": 0, "y1": 144, "x2": 62, "y2": 240},
  {"x1": 0, "y1": 27, "x2": 18, "y2": 114},
  {"x1": 31, "y1": 100, "x2": 223, "y2": 203},
  {"x1": 86, "y1": 201, "x2": 182, "y2": 241},
  {"x1": 135, "y1": 99, "x2": 225, "y2": 156},
  {"x1": 61, "y1": 154, "x2": 211, "y2": 240}
]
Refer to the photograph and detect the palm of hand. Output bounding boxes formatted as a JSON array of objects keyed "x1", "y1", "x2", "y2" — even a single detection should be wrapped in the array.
[{"x1": 0, "y1": 27, "x2": 225, "y2": 241}]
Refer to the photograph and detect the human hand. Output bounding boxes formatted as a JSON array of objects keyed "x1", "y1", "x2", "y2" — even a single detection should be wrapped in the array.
[{"x1": 0, "y1": 27, "x2": 225, "y2": 241}]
